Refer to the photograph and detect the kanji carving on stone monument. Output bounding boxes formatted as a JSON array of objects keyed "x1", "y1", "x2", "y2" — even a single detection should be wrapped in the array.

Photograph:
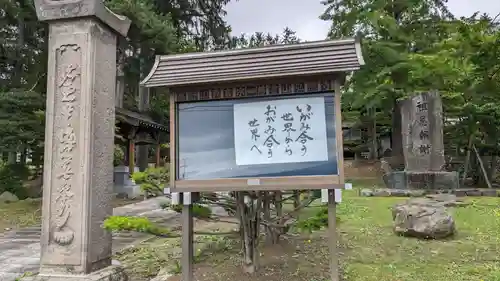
[{"x1": 52, "y1": 44, "x2": 80, "y2": 246}]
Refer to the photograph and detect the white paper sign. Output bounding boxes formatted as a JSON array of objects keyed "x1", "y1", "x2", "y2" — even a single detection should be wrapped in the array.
[{"x1": 233, "y1": 97, "x2": 329, "y2": 166}]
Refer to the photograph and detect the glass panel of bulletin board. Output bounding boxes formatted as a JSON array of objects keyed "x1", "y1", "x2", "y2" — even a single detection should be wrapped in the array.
[{"x1": 176, "y1": 92, "x2": 338, "y2": 180}]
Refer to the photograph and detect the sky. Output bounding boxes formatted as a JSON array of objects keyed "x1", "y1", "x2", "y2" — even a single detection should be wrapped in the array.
[{"x1": 225, "y1": 0, "x2": 500, "y2": 41}]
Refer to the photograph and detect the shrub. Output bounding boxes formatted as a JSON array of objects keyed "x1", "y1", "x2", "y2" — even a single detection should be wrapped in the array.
[
  {"x1": 160, "y1": 201, "x2": 212, "y2": 219},
  {"x1": 295, "y1": 207, "x2": 340, "y2": 233},
  {"x1": 113, "y1": 146, "x2": 125, "y2": 166},
  {"x1": 132, "y1": 167, "x2": 169, "y2": 197},
  {"x1": 103, "y1": 215, "x2": 171, "y2": 236},
  {"x1": 0, "y1": 162, "x2": 31, "y2": 199}
]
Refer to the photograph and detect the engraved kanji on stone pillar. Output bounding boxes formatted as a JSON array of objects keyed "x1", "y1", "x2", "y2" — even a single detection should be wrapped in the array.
[
  {"x1": 53, "y1": 45, "x2": 80, "y2": 247},
  {"x1": 400, "y1": 92, "x2": 445, "y2": 172},
  {"x1": 29, "y1": 0, "x2": 131, "y2": 280}
]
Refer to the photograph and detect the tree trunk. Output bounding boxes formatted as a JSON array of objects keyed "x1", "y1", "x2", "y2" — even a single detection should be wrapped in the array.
[
  {"x1": 293, "y1": 191, "x2": 300, "y2": 208},
  {"x1": 262, "y1": 192, "x2": 276, "y2": 244},
  {"x1": 369, "y1": 106, "x2": 378, "y2": 159},
  {"x1": 20, "y1": 145, "x2": 27, "y2": 166},
  {"x1": 8, "y1": 152, "x2": 16, "y2": 164},
  {"x1": 487, "y1": 154, "x2": 497, "y2": 183},
  {"x1": 462, "y1": 134, "x2": 474, "y2": 185},
  {"x1": 236, "y1": 192, "x2": 262, "y2": 273},
  {"x1": 473, "y1": 145, "x2": 492, "y2": 189},
  {"x1": 391, "y1": 98, "x2": 403, "y2": 167},
  {"x1": 275, "y1": 191, "x2": 283, "y2": 217}
]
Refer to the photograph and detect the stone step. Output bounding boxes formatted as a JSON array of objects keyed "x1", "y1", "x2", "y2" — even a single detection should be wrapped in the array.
[
  {"x1": 13, "y1": 229, "x2": 41, "y2": 234},
  {"x1": 18, "y1": 226, "x2": 41, "y2": 231},
  {"x1": 0, "y1": 241, "x2": 39, "y2": 253},
  {"x1": 113, "y1": 232, "x2": 147, "y2": 238},
  {"x1": 0, "y1": 239, "x2": 39, "y2": 245},
  {"x1": 0, "y1": 272, "x2": 20, "y2": 281},
  {"x1": 0, "y1": 264, "x2": 40, "y2": 275},
  {"x1": 4, "y1": 233, "x2": 41, "y2": 239}
]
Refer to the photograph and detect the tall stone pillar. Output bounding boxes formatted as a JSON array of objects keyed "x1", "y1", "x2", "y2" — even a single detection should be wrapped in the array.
[{"x1": 31, "y1": 1, "x2": 130, "y2": 280}]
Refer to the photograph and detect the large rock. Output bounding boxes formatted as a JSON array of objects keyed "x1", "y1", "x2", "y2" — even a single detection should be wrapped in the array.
[
  {"x1": 392, "y1": 198, "x2": 455, "y2": 239},
  {"x1": 0, "y1": 191, "x2": 19, "y2": 203}
]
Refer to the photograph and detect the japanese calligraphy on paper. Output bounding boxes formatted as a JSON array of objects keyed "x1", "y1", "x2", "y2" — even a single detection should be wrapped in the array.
[{"x1": 233, "y1": 97, "x2": 328, "y2": 166}]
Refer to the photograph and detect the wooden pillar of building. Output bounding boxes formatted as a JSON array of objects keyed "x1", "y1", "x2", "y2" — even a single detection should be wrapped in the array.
[
  {"x1": 128, "y1": 139, "x2": 135, "y2": 175},
  {"x1": 138, "y1": 86, "x2": 150, "y2": 172},
  {"x1": 156, "y1": 143, "x2": 161, "y2": 167}
]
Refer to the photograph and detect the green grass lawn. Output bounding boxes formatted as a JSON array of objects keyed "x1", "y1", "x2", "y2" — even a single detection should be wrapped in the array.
[
  {"x1": 0, "y1": 199, "x2": 41, "y2": 233},
  {"x1": 335, "y1": 189, "x2": 500, "y2": 281}
]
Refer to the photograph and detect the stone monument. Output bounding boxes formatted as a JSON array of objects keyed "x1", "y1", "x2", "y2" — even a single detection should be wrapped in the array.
[
  {"x1": 384, "y1": 92, "x2": 459, "y2": 190},
  {"x1": 28, "y1": 0, "x2": 131, "y2": 280}
]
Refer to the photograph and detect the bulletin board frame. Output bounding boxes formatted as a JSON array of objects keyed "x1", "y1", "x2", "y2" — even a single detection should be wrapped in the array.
[{"x1": 168, "y1": 76, "x2": 346, "y2": 192}]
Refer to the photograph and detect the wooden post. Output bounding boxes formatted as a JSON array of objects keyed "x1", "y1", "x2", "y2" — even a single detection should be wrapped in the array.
[
  {"x1": 330, "y1": 78, "x2": 343, "y2": 281},
  {"x1": 182, "y1": 203, "x2": 194, "y2": 281},
  {"x1": 156, "y1": 143, "x2": 161, "y2": 167},
  {"x1": 334, "y1": 79, "x2": 345, "y2": 184},
  {"x1": 128, "y1": 139, "x2": 135, "y2": 175},
  {"x1": 328, "y1": 189, "x2": 339, "y2": 281}
]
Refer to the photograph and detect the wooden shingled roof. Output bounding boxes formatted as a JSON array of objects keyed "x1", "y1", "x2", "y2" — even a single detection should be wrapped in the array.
[{"x1": 115, "y1": 107, "x2": 168, "y2": 132}]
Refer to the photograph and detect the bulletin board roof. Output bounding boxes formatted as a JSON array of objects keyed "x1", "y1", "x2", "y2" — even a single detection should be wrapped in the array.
[{"x1": 140, "y1": 38, "x2": 364, "y2": 88}]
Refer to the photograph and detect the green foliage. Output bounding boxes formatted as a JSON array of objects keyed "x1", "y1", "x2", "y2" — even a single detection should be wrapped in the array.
[
  {"x1": 296, "y1": 207, "x2": 329, "y2": 233},
  {"x1": 0, "y1": 90, "x2": 45, "y2": 163},
  {"x1": 227, "y1": 28, "x2": 300, "y2": 49},
  {"x1": 320, "y1": 0, "x2": 455, "y2": 141},
  {"x1": 15, "y1": 271, "x2": 34, "y2": 281},
  {"x1": 295, "y1": 207, "x2": 342, "y2": 233},
  {"x1": 0, "y1": 162, "x2": 31, "y2": 199},
  {"x1": 321, "y1": 0, "x2": 500, "y2": 180},
  {"x1": 103, "y1": 216, "x2": 171, "y2": 236},
  {"x1": 132, "y1": 167, "x2": 169, "y2": 197},
  {"x1": 161, "y1": 201, "x2": 212, "y2": 219},
  {"x1": 113, "y1": 146, "x2": 125, "y2": 167}
]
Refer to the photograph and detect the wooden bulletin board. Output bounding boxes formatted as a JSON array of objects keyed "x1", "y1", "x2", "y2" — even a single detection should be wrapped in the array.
[
  {"x1": 141, "y1": 38, "x2": 365, "y2": 193},
  {"x1": 141, "y1": 38, "x2": 365, "y2": 281}
]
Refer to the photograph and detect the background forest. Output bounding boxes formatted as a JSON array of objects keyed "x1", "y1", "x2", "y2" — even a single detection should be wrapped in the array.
[{"x1": 0, "y1": 0, "x2": 499, "y2": 196}]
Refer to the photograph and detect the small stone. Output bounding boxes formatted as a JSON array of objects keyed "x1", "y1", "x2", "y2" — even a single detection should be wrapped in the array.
[
  {"x1": 425, "y1": 194, "x2": 471, "y2": 207},
  {"x1": 481, "y1": 189, "x2": 497, "y2": 197},
  {"x1": 466, "y1": 190, "x2": 482, "y2": 197},
  {"x1": 426, "y1": 193, "x2": 457, "y2": 202},
  {"x1": 360, "y1": 189, "x2": 373, "y2": 197},
  {"x1": 24, "y1": 197, "x2": 41, "y2": 202},
  {"x1": 453, "y1": 189, "x2": 467, "y2": 197},
  {"x1": 373, "y1": 188, "x2": 391, "y2": 197},
  {"x1": 116, "y1": 192, "x2": 129, "y2": 199},
  {"x1": 389, "y1": 189, "x2": 408, "y2": 197},
  {"x1": 0, "y1": 191, "x2": 19, "y2": 203},
  {"x1": 405, "y1": 198, "x2": 443, "y2": 207},
  {"x1": 407, "y1": 190, "x2": 426, "y2": 197}
]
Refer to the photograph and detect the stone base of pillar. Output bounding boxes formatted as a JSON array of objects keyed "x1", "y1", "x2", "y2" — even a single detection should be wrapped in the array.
[
  {"x1": 383, "y1": 171, "x2": 459, "y2": 190},
  {"x1": 23, "y1": 266, "x2": 128, "y2": 281}
]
